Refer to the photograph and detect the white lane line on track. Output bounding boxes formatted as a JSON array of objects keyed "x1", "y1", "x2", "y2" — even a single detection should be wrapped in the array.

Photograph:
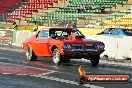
[
  {"x1": 30, "y1": 72, "x2": 56, "y2": 77},
  {"x1": 0, "y1": 48, "x2": 24, "y2": 53},
  {"x1": 2, "y1": 72, "x2": 104, "y2": 88},
  {"x1": 36, "y1": 75, "x2": 104, "y2": 88},
  {"x1": 1, "y1": 73, "x2": 12, "y2": 75},
  {"x1": 0, "y1": 48, "x2": 24, "y2": 52},
  {"x1": 0, "y1": 57, "x2": 12, "y2": 60}
]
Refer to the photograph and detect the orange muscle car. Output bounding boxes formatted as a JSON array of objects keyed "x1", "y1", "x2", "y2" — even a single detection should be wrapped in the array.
[{"x1": 23, "y1": 28, "x2": 105, "y2": 66}]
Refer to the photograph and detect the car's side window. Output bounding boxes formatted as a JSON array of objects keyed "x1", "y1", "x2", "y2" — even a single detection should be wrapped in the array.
[{"x1": 37, "y1": 30, "x2": 49, "y2": 38}]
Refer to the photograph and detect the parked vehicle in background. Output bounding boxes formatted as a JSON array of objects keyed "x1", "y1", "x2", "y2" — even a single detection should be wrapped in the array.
[
  {"x1": 23, "y1": 28, "x2": 105, "y2": 66},
  {"x1": 97, "y1": 28, "x2": 132, "y2": 36}
]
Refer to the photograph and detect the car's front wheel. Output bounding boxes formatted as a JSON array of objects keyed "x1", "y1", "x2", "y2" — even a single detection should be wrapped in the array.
[
  {"x1": 26, "y1": 45, "x2": 37, "y2": 61},
  {"x1": 52, "y1": 48, "x2": 62, "y2": 65},
  {"x1": 90, "y1": 56, "x2": 100, "y2": 66}
]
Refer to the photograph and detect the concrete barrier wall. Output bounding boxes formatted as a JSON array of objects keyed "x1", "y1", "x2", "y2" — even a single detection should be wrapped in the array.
[
  {"x1": 15, "y1": 30, "x2": 36, "y2": 47},
  {"x1": 85, "y1": 35, "x2": 132, "y2": 60},
  {"x1": 15, "y1": 30, "x2": 32, "y2": 47},
  {"x1": 117, "y1": 37, "x2": 132, "y2": 59},
  {"x1": 78, "y1": 28, "x2": 104, "y2": 35}
]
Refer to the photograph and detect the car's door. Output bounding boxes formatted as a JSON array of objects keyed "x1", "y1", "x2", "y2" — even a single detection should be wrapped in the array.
[{"x1": 32, "y1": 30, "x2": 51, "y2": 56}]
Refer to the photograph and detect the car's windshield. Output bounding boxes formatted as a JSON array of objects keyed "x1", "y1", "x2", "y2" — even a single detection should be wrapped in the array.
[
  {"x1": 123, "y1": 29, "x2": 132, "y2": 36},
  {"x1": 49, "y1": 29, "x2": 84, "y2": 38}
]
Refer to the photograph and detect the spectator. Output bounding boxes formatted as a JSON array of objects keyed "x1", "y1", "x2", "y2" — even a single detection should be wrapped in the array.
[
  {"x1": 101, "y1": 6, "x2": 105, "y2": 13},
  {"x1": 81, "y1": 5, "x2": 85, "y2": 10},
  {"x1": 77, "y1": 5, "x2": 86, "y2": 13},
  {"x1": 13, "y1": 22, "x2": 18, "y2": 30},
  {"x1": 32, "y1": 21, "x2": 38, "y2": 31},
  {"x1": 66, "y1": 22, "x2": 73, "y2": 28},
  {"x1": 73, "y1": 23, "x2": 77, "y2": 30},
  {"x1": 85, "y1": 4, "x2": 91, "y2": 10},
  {"x1": 90, "y1": 5, "x2": 94, "y2": 10}
]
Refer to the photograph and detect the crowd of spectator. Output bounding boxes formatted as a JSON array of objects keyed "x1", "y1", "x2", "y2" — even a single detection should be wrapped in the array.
[{"x1": 77, "y1": 4, "x2": 105, "y2": 13}]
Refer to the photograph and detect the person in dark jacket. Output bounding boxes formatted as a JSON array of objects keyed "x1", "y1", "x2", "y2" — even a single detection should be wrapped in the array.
[
  {"x1": 73, "y1": 23, "x2": 77, "y2": 29},
  {"x1": 13, "y1": 22, "x2": 18, "y2": 30},
  {"x1": 32, "y1": 21, "x2": 38, "y2": 31},
  {"x1": 66, "y1": 22, "x2": 73, "y2": 28}
]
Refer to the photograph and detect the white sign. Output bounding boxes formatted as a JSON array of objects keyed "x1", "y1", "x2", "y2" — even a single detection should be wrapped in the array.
[{"x1": 0, "y1": 31, "x2": 6, "y2": 36}]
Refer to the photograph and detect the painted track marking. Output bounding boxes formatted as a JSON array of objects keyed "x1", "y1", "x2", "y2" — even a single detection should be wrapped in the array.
[
  {"x1": 0, "y1": 62, "x2": 104, "y2": 88},
  {"x1": 33, "y1": 75, "x2": 104, "y2": 88}
]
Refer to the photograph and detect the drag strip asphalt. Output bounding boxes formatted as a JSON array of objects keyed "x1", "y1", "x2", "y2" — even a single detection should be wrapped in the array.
[{"x1": 0, "y1": 46, "x2": 132, "y2": 88}]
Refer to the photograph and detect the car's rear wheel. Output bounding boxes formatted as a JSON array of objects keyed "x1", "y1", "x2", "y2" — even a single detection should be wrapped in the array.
[
  {"x1": 52, "y1": 48, "x2": 62, "y2": 65},
  {"x1": 90, "y1": 56, "x2": 100, "y2": 66},
  {"x1": 26, "y1": 45, "x2": 37, "y2": 61}
]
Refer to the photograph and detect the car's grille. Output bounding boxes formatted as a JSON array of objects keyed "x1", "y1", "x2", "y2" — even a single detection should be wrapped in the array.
[
  {"x1": 71, "y1": 44, "x2": 97, "y2": 51},
  {"x1": 86, "y1": 44, "x2": 97, "y2": 50},
  {"x1": 72, "y1": 44, "x2": 83, "y2": 50}
]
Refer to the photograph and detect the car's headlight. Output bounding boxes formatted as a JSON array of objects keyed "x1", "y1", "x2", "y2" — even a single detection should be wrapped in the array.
[
  {"x1": 63, "y1": 44, "x2": 72, "y2": 49},
  {"x1": 97, "y1": 44, "x2": 105, "y2": 49}
]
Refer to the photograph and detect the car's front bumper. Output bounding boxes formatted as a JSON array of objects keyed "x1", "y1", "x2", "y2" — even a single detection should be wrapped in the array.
[{"x1": 61, "y1": 49, "x2": 105, "y2": 59}]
